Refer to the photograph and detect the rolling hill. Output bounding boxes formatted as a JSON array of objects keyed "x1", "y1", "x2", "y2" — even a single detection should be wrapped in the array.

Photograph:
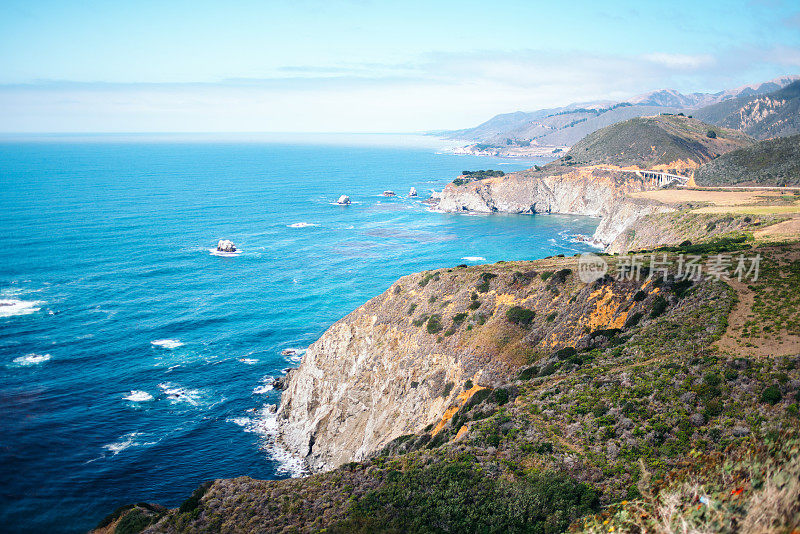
[{"x1": 558, "y1": 115, "x2": 753, "y2": 170}]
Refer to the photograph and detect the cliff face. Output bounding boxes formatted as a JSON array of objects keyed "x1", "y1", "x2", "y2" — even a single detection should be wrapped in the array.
[
  {"x1": 435, "y1": 166, "x2": 660, "y2": 217},
  {"x1": 277, "y1": 259, "x2": 646, "y2": 472},
  {"x1": 433, "y1": 166, "x2": 675, "y2": 247}
]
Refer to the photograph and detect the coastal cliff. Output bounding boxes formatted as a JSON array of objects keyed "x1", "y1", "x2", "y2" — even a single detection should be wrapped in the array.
[{"x1": 276, "y1": 258, "x2": 653, "y2": 472}]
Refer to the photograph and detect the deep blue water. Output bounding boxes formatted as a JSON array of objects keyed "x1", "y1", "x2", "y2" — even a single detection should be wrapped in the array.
[{"x1": 0, "y1": 134, "x2": 599, "y2": 533}]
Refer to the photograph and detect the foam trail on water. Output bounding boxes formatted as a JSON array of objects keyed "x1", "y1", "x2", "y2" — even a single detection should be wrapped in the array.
[
  {"x1": 151, "y1": 339, "x2": 184, "y2": 349},
  {"x1": 11, "y1": 353, "x2": 51, "y2": 366},
  {"x1": 0, "y1": 299, "x2": 42, "y2": 318},
  {"x1": 287, "y1": 222, "x2": 320, "y2": 228},
  {"x1": 461, "y1": 256, "x2": 486, "y2": 262},
  {"x1": 244, "y1": 406, "x2": 307, "y2": 477},
  {"x1": 123, "y1": 390, "x2": 154, "y2": 402}
]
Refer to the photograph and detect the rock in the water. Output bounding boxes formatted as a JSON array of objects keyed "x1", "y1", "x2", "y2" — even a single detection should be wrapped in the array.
[
  {"x1": 217, "y1": 239, "x2": 237, "y2": 252},
  {"x1": 382, "y1": 190, "x2": 396, "y2": 197},
  {"x1": 337, "y1": 195, "x2": 351, "y2": 205},
  {"x1": 409, "y1": 187, "x2": 417, "y2": 197}
]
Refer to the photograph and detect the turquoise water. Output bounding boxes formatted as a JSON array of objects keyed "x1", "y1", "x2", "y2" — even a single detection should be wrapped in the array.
[{"x1": 0, "y1": 134, "x2": 599, "y2": 532}]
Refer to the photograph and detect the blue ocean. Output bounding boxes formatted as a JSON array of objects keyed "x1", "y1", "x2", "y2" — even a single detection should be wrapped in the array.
[{"x1": 0, "y1": 134, "x2": 599, "y2": 533}]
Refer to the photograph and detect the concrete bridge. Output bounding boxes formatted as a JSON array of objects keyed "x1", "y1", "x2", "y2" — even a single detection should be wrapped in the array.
[{"x1": 625, "y1": 170, "x2": 691, "y2": 188}]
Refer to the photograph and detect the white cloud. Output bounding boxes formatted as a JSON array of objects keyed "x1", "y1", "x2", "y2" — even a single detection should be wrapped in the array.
[
  {"x1": 0, "y1": 46, "x2": 797, "y2": 132},
  {"x1": 642, "y1": 52, "x2": 715, "y2": 70}
]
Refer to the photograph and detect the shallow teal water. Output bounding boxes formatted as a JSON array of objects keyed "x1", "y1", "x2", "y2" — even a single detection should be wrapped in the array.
[{"x1": 0, "y1": 134, "x2": 599, "y2": 532}]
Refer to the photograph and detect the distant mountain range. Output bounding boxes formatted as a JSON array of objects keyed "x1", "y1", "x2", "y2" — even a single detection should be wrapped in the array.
[{"x1": 444, "y1": 75, "x2": 800, "y2": 149}]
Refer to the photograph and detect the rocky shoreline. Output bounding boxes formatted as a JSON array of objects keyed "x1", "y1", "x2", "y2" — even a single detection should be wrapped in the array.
[{"x1": 429, "y1": 165, "x2": 674, "y2": 251}]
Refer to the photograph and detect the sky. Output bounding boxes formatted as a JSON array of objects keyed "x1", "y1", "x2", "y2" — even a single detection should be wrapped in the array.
[{"x1": 1, "y1": 0, "x2": 799, "y2": 133}]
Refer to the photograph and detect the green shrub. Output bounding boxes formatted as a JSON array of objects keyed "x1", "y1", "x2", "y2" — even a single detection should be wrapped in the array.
[
  {"x1": 339, "y1": 463, "x2": 599, "y2": 534},
  {"x1": 625, "y1": 312, "x2": 643, "y2": 328},
  {"x1": 115, "y1": 508, "x2": 157, "y2": 534},
  {"x1": 426, "y1": 315, "x2": 443, "y2": 334},
  {"x1": 706, "y1": 130, "x2": 717, "y2": 138},
  {"x1": 546, "y1": 312, "x2": 557, "y2": 322},
  {"x1": 452, "y1": 312, "x2": 468, "y2": 324},
  {"x1": 476, "y1": 272, "x2": 497, "y2": 293},
  {"x1": 704, "y1": 399, "x2": 724, "y2": 417},
  {"x1": 539, "y1": 363, "x2": 557, "y2": 376},
  {"x1": 441, "y1": 382, "x2": 454, "y2": 397},
  {"x1": 761, "y1": 385, "x2": 782, "y2": 405},
  {"x1": 518, "y1": 366, "x2": 539, "y2": 380},
  {"x1": 540, "y1": 271, "x2": 553, "y2": 281},
  {"x1": 468, "y1": 300, "x2": 481, "y2": 310},
  {"x1": 407, "y1": 304, "x2": 417, "y2": 315},
  {"x1": 650, "y1": 295, "x2": 668, "y2": 318},
  {"x1": 493, "y1": 388, "x2": 509, "y2": 405},
  {"x1": 555, "y1": 346, "x2": 577, "y2": 360},
  {"x1": 506, "y1": 306, "x2": 535, "y2": 326},
  {"x1": 633, "y1": 290, "x2": 646, "y2": 302},
  {"x1": 464, "y1": 379, "x2": 473, "y2": 390},
  {"x1": 178, "y1": 481, "x2": 213, "y2": 514}
]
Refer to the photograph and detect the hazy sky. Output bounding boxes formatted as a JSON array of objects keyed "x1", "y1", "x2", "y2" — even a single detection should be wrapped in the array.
[{"x1": 1, "y1": 0, "x2": 799, "y2": 132}]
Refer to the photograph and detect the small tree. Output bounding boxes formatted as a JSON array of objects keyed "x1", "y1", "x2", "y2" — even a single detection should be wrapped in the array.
[{"x1": 706, "y1": 130, "x2": 717, "y2": 139}]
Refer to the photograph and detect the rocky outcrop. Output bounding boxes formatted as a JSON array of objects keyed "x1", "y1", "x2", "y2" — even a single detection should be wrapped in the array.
[
  {"x1": 433, "y1": 166, "x2": 672, "y2": 246},
  {"x1": 217, "y1": 239, "x2": 237, "y2": 252},
  {"x1": 593, "y1": 198, "x2": 675, "y2": 246},
  {"x1": 409, "y1": 187, "x2": 418, "y2": 197},
  {"x1": 337, "y1": 195, "x2": 351, "y2": 205},
  {"x1": 277, "y1": 260, "x2": 647, "y2": 472}
]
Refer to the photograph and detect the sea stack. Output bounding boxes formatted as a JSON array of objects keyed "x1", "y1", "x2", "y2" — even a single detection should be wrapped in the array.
[
  {"x1": 337, "y1": 195, "x2": 351, "y2": 205},
  {"x1": 409, "y1": 187, "x2": 417, "y2": 197},
  {"x1": 216, "y1": 239, "x2": 237, "y2": 252}
]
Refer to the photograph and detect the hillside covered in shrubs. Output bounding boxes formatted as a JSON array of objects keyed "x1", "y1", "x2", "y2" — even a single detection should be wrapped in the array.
[{"x1": 97, "y1": 238, "x2": 800, "y2": 534}]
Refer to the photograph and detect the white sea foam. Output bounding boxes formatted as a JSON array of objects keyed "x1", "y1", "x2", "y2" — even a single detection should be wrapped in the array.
[
  {"x1": 12, "y1": 353, "x2": 52, "y2": 366},
  {"x1": 0, "y1": 299, "x2": 42, "y2": 318},
  {"x1": 123, "y1": 390, "x2": 154, "y2": 402},
  {"x1": 11, "y1": 353, "x2": 51, "y2": 366},
  {"x1": 209, "y1": 249, "x2": 242, "y2": 257},
  {"x1": 249, "y1": 405, "x2": 307, "y2": 477},
  {"x1": 151, "y1": 339, "x2": 184, "y2": 349},
  {"x1": 287, "y1": 222, "x2": 320, "y2": 228},
  {"x1": 239, "y1": 358, "x2": 258, "y2": 365},
  {"x1": 281, "y1": 348, "x2": 306, "y2": 364},
  {"x1": 227, "y1": 416, "x2": 251, "y2": 427},
  {"x1": 461, "y1": 256, "x2": 486, "y2": 262},
  {"x1": 158, "y1": 382, "x2": 201, "y2": 406},
  {"x1": 103, "y1": 432, "x2": 144, "y2": 455}
]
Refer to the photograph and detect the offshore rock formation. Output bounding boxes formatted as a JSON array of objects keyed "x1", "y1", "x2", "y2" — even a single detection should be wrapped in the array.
[
  {"x1": 336, "y1": 195, "x2": 351, "y2": 205},
  {"x1": 216, "y1": 239, "x2": 237, "y2": 252}
]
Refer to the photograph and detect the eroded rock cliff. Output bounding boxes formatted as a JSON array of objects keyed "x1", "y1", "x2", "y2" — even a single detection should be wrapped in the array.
[{"x1": 277, "y1": 260, "x2": 648, "y2": 472}]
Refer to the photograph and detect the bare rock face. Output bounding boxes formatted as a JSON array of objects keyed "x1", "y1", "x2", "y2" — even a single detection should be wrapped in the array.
[
  {"x1": 277, "y1": 260, "x2": 646, "y2": 473},
  {"x1": 337, "y1": 195, "x2": 351, "y2": 205},
  {"x1": 432, "y1": 167, "x2": 677, "y2": 250},
  {"x1": 216, "y1": 239, "x2": 237, "y2": 252}
]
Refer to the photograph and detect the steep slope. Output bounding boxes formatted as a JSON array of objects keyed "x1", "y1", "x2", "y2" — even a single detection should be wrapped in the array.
[
  {"x1": 563, "y1": 115, "x2": 753, "y2": 170},
  {"x1": 101, "y1": 240, "x2": 800, "y2": 534},
  {"x1": 694, "y1": 133, "x2": 800, "y2": 187},
  {"x1": 693, "y1": 80, "x2": 800, "y2": 139}
]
